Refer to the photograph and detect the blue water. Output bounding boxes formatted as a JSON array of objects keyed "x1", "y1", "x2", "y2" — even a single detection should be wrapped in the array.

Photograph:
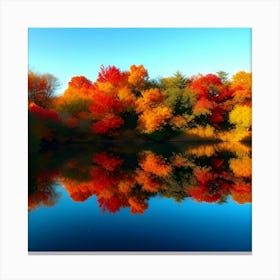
[{"x1": 28, "y1": 185, "x2": 252, "y2": 252}]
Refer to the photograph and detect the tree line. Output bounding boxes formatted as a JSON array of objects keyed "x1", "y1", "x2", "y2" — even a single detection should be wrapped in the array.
[{"x1": 28, "y1": 65, "x2": 252, "y2": 151}]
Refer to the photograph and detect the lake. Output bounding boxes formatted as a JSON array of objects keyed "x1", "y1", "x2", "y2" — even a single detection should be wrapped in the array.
[{"x1": 28, "y1": 141, "x2": 252, "y2": 252}]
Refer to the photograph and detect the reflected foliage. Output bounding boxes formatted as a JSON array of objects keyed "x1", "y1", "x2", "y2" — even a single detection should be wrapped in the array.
[{"x1": 29, "y1": 142, "x2": 251, "y2": 213}]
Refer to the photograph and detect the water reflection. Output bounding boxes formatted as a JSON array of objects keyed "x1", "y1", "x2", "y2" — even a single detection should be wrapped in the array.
[{"x1": 29, "y1": 142, "x2": 251, "y2": 213}]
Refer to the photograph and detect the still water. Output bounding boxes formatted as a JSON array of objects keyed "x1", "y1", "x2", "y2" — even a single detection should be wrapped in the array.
[{"x1": 28, "y1": 141, "x2": 252, "y2": 252}]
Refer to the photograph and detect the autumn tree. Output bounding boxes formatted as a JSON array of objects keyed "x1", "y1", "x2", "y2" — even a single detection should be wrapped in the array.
[
  {"x1": 128, "y1": 64, "x2": 148, "y2": 95},
  {"x1": 186, "y1": 73, "x2": 234, "y2": 138},
  {"x1": 160, "y1": 72, "x2": 196, "y2": 132},
  {"x1": 90, "y1": 65, "x2": 128, "y2": 136},
  {"x1": 28, "y1": 71, "x2": 61, "y2": 108},
  {"x1": 230, "y1": 71, "x2": 252, "y2": 106}
]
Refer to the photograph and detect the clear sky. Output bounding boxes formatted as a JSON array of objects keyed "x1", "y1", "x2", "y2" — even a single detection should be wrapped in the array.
[{"x1": 28, "y1": 28, "x2": 251, "y2": 95}]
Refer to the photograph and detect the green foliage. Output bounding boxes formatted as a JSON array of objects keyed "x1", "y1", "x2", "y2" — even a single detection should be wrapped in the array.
[
  {"x1": 216, "y1": 71, "x2": 229, "y2": 83},
  {"x1": 161, "y1": 71, "x2": 189, "y2": 90},
  {"x1": 56, "y1": 97, "x2": 92, "y2": 117},
  {"x1": 164, "y1": 88, "x2": 196, "y2": 115}
]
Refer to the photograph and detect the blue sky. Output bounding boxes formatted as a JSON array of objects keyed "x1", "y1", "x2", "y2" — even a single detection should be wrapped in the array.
[{"x1": 28, "y1": 28, "x2": 251, "y2": 95}]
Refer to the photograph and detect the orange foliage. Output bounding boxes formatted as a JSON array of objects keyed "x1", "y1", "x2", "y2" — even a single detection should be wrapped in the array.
[
  {"x1": 138, "y1": 106, "x2": 172, "y2": 133},
  {"x1": 193, "y1": 97, "x2": 214, "y2": 115},
  {"x1": 135, "y1": 88, "x2": 164, "y2": 113},
  {"x1": 61, "y1": 178, "x2": 93, "y2": 202},
  {"x1": 231, "y1": 183, "x2": 251, "y2": 204},
  {"x1": 128, "y1": 197, "x2": 148, "y2": 214},
  {"x1": 171, "y1": 115, "x2": 187, "y2": 128},
  {"x1": 139, "y1": 151, "x2": 172, "y2": 177},
  {"x1": 118, "y1": 175, "x2": 136, "y2": 194},
  {"x1": 135, "y1": 169, "x2": 162, "y2": 192},
  {"x1": 128, "y1": 64, "x2": 148, "y2": 87},
  {"x1": 142, "y1": 88, "x2": 164, "y2": 103},
  {"x1": 229, "y1": 157, "x2": 252, "y2": 177}
]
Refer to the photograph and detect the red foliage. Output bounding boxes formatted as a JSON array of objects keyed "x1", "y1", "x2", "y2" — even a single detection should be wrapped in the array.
[
  {"x1": 90, "y1": 166, "x2": 120, "y2": 193},
  {"x1": 188, "y1": 185, "x2": 221, "y2": 203},
  {"x1": 190, "y1": 74, "x2": 222, "y2": 98},
  {"x1": 90, "y1": 91, "x2": 124, "y2": 116},
  {"x1": 193, "y1": 168, "x2": 213, "y2": 185},
  {"x1": 97, "y1": 65, "x2": 122, "y2": 84},
  {"x1": 212, "y1": 86, "x2": 231, "y2": 103},
  {"x1": 68, "y1": 76, "x2": 93, "y2": 89},
  {"x1": 210, "y1": 107, "x2": 225, "y2": 128},
  {"x1": 93, "y1": 152, "x2": 124, "y2": 171},
  {"x1": 98, "y1": 196, "x2": 122, "y2": 213},
  {"x1": 188, "y1": 178, "x2": 231, "y2": 203},
  {"x1": 29, "y1": 103, "x2": 61, "y2": 122},
  {"x1": 211, "y1": 157, "x2": 224, "y2": 172},
  {"x1": 70, "y1": 188, "x2": 92, "y2": 202},
  {"x1": 92, "y1": 114, "x2": 124, "y2": 134}
]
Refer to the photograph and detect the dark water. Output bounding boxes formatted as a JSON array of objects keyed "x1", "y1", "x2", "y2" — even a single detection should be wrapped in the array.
[{"x1": 28, "y1": 141, "x2": 252, "y2": 252}]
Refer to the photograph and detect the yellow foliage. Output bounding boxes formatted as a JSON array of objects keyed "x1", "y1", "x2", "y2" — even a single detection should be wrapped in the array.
[
  {"x1": 138, "y1": 106, "x2": 173, "y2": 133},
  {"x1": 229, "y1": 105, "x2": 252, "y2": 129},
  {"x1": 217, "y1": 128, "x2": 250, "y2": 141},
  {"x1": 187, "y1": 125, "x2": 215, "y2": 138},
  {"x1": 216, "y1": 142, "x2": 251, "y2": 157},
  {"x1": 187, "y1": 145, "x2": 215, "y2": 157}
]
